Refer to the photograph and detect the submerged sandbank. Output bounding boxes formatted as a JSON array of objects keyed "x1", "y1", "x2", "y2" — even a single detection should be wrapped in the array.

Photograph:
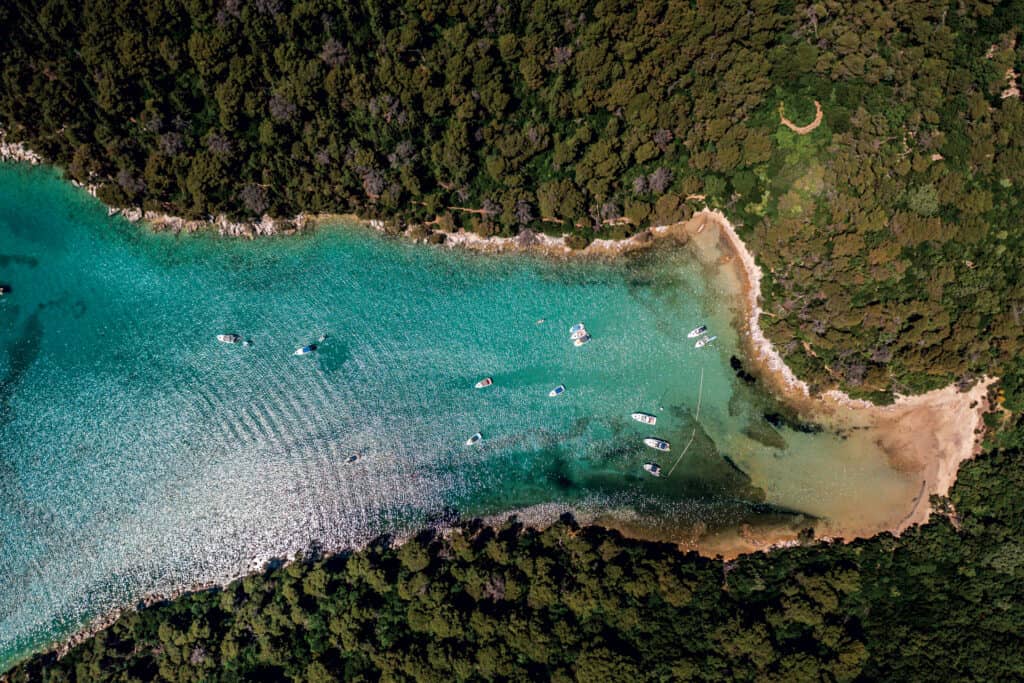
[
  {"x1": 397, "y1": 208, "x2": 994, "y2": 556},
  {"x1": 664, "y1": 212, "x2": 993, "y2": 554}
]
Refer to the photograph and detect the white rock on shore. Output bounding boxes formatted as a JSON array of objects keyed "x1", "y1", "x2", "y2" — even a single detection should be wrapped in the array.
[{"x1": 0, "y1": 128, "x2": 43, "y2": 165}]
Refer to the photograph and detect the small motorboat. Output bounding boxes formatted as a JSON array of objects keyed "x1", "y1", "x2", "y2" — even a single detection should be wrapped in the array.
[
  {"x1": 643, "y1": 437, "x2": 671, "y2": 451},
  {"x1": 694, "y1": 335, "x2": 718, "y2": 349},
  {"x1": 643, "y1": 462, "x2": 662, "y2": 477},
  {"x1": 573, "y1": 334, "x2": 592, "y2": 347},
  {"x1": 569, "y1": 322, "x2": 586, "y2": 334},
  {"x1": 570, "y1": 328, "x2": 589, "y2": 341},
  {"x1": 536, "y1": 318, "x2": 546, "y2": 325},
  {"x1": 344, "y1": 454, "x2": 359, "y2": 464},
  {"x1": 293, "y1": 344, "x2": 318, "y2": 355},
  {"x1": 318, "y1": 333, "x2": 329, "y2": 343},
  {"x1": 465, "y1": 432, "x2": 482, "y2": 446},
  {"x1": 217, "y1": 334, "x2": 242, "y2": 344},
  {"x1": 631, "y1": 412, "x2": 657, "y2": 425},
  {"x1": 475, "y1": 377, "x2": 493, "y2": 389},
  {"x1": 687, "y1": 325, "x2": 707, "y2": 338},
  {"x1": 549, "y1": 384, "x2": 566, "y2": 397}
]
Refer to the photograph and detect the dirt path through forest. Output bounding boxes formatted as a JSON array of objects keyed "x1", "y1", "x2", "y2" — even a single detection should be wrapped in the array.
[{"x1": 779, "y1": 100, "x2": 823, "y2": 134}]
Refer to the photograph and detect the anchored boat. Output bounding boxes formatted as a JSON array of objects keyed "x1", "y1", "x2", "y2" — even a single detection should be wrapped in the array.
[
  {"x1": 293, "y1": 344, "x2": 317, "y2": 355},
  {"x1": 549, "y1": 384, "x2": 566, "y2": 397},
  {"x1": 694, "y1": 335, "x2": 717, "y2": 349},
  {"x1": 573, "y1": 333, "x2": 592, "y2": 347},
  {"x1": 216, "y1": 334, "x2": 242, "y2": 344},
  {"x1": 631, "y1": 412, "x2": 657, "y2": 425},
  {"x1": 687, "y1": 325, "x2": 707, "y2": 338},
  {"x1": 465, "y1": 432, "x2": 482, "y2": 446},
  {"x1": 474, "y1": 377, "x2": 494, "y2": 389},
  {"x1": 643, "y1": 437, "x2": 671, "y2": 451},
  {"x1": 643, "y1": 462, "x2": 662, "y2": 477}
]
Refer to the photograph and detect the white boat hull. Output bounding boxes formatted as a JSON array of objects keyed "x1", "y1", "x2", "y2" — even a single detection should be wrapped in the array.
[
  {"x1": 631, "y1": 412, "x2": 657, "y2": 425},
  {"x1": 644, "y1": 463, "x2": 662, "y2": 477},
  {"x1": 643, "y1": 438, "x2": 670, "y2": 451}
]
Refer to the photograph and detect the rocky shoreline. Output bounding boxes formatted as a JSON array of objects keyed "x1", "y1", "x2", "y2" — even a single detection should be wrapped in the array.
[{"x1": 0, "y1": 129, "x2": 42, "y2": 165}]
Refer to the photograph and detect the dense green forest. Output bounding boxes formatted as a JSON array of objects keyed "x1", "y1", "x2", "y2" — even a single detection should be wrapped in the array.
[
  {"x1": 1, "y1": 0, "x2": 1022, "y2": 401},
  {"x1": 5, "y1": 417, "x2": 1024, "y2": 681},
  {"x1": 2, "y1": 3, "x2": 1024, "y2": 678}
]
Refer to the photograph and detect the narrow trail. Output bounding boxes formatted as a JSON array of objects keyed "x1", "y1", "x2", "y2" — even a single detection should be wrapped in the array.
[
  {"x1": 779, "y1": 100, "x2": 823, "y2": 135},
  {"x1": 667, "y1": 366, "x2": 703, "y2": 478}
]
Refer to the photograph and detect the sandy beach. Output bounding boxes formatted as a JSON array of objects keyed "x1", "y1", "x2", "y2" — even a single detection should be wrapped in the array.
[{"x1": 669, "y1": 211, "x2": 993, "y2": 555}]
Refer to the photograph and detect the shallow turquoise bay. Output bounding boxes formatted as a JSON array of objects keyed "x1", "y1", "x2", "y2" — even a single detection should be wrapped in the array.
[{"x1": 0, "y1": 164, "x2": 891, "y2": 665}]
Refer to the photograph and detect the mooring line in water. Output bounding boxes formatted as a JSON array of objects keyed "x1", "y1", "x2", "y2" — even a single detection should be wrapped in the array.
[{"x1": 667, "y1": 367, "x2": 703, "y2": 478}]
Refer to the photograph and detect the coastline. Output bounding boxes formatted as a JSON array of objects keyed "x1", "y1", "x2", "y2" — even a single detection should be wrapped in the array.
[
  {"x1": 1, "y1": 151, "x2": 995, "y2": 540},
  {"x1": 0, "y1": 149, "x2": 997, "y2": 667},
  {"x1": 408, "y1": 208, "x2": 993, "y2": 554}
]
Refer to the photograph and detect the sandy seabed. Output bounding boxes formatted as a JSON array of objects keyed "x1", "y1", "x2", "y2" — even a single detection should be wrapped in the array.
[{"x1": 393, "y1": 209, "x2": 994, "y2": 558}]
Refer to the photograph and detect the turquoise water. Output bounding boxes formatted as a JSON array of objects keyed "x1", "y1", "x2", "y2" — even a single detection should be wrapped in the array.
[{"x1": 0, "y1": 164, "x2": 905, "y2": 666}]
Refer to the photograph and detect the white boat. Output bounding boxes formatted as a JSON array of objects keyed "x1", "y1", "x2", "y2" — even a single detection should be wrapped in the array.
[
  {"x1": 549, "y1": 384, "x2": 566, "y2": 397},
  {"x1": 474, "y1": 377, "x2": 493, "y2": 389},
  {"x1": 465, "y1": 432, "x2": 482, "y2": 446},
  {"x1": 631, "y1": 412, "x2": 657, "y2": 425},
  {"x1": 570, "y1": 328, "x2": 588, "y2": 340},
  {"x1": 694, "y1": 335, "x2": 717, "y2": 349},
  {"x1": 573, "y1": 334, "x2": 592, "y2": 347},
  {"x1": 536, "y1": 318, "x2": 546, "y2": 325},
  {"x1": 569, "y1": 322, "x2": 586, "y2": 334},
  {"x1": 293, "y1": 344, "x2": 317, "y2": 355},
  {"x1": 643, "y1": 437, "x2": 670, "y2": 451},
  {"x1": 318, "y1": 333, "x2": 329, "y2": 343},
  {"x1": 687, "y1": 325, "x2": 707, "y2": 338},
  {"x1": 644, "y1": 462, "x2": 662, "y2": 477},
  {"x1": 344, "y1": 454, "x2": 359, "y2": 464},
  {"x1": 217, "y1": 334, "x2": 242, "y2": 344}
]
